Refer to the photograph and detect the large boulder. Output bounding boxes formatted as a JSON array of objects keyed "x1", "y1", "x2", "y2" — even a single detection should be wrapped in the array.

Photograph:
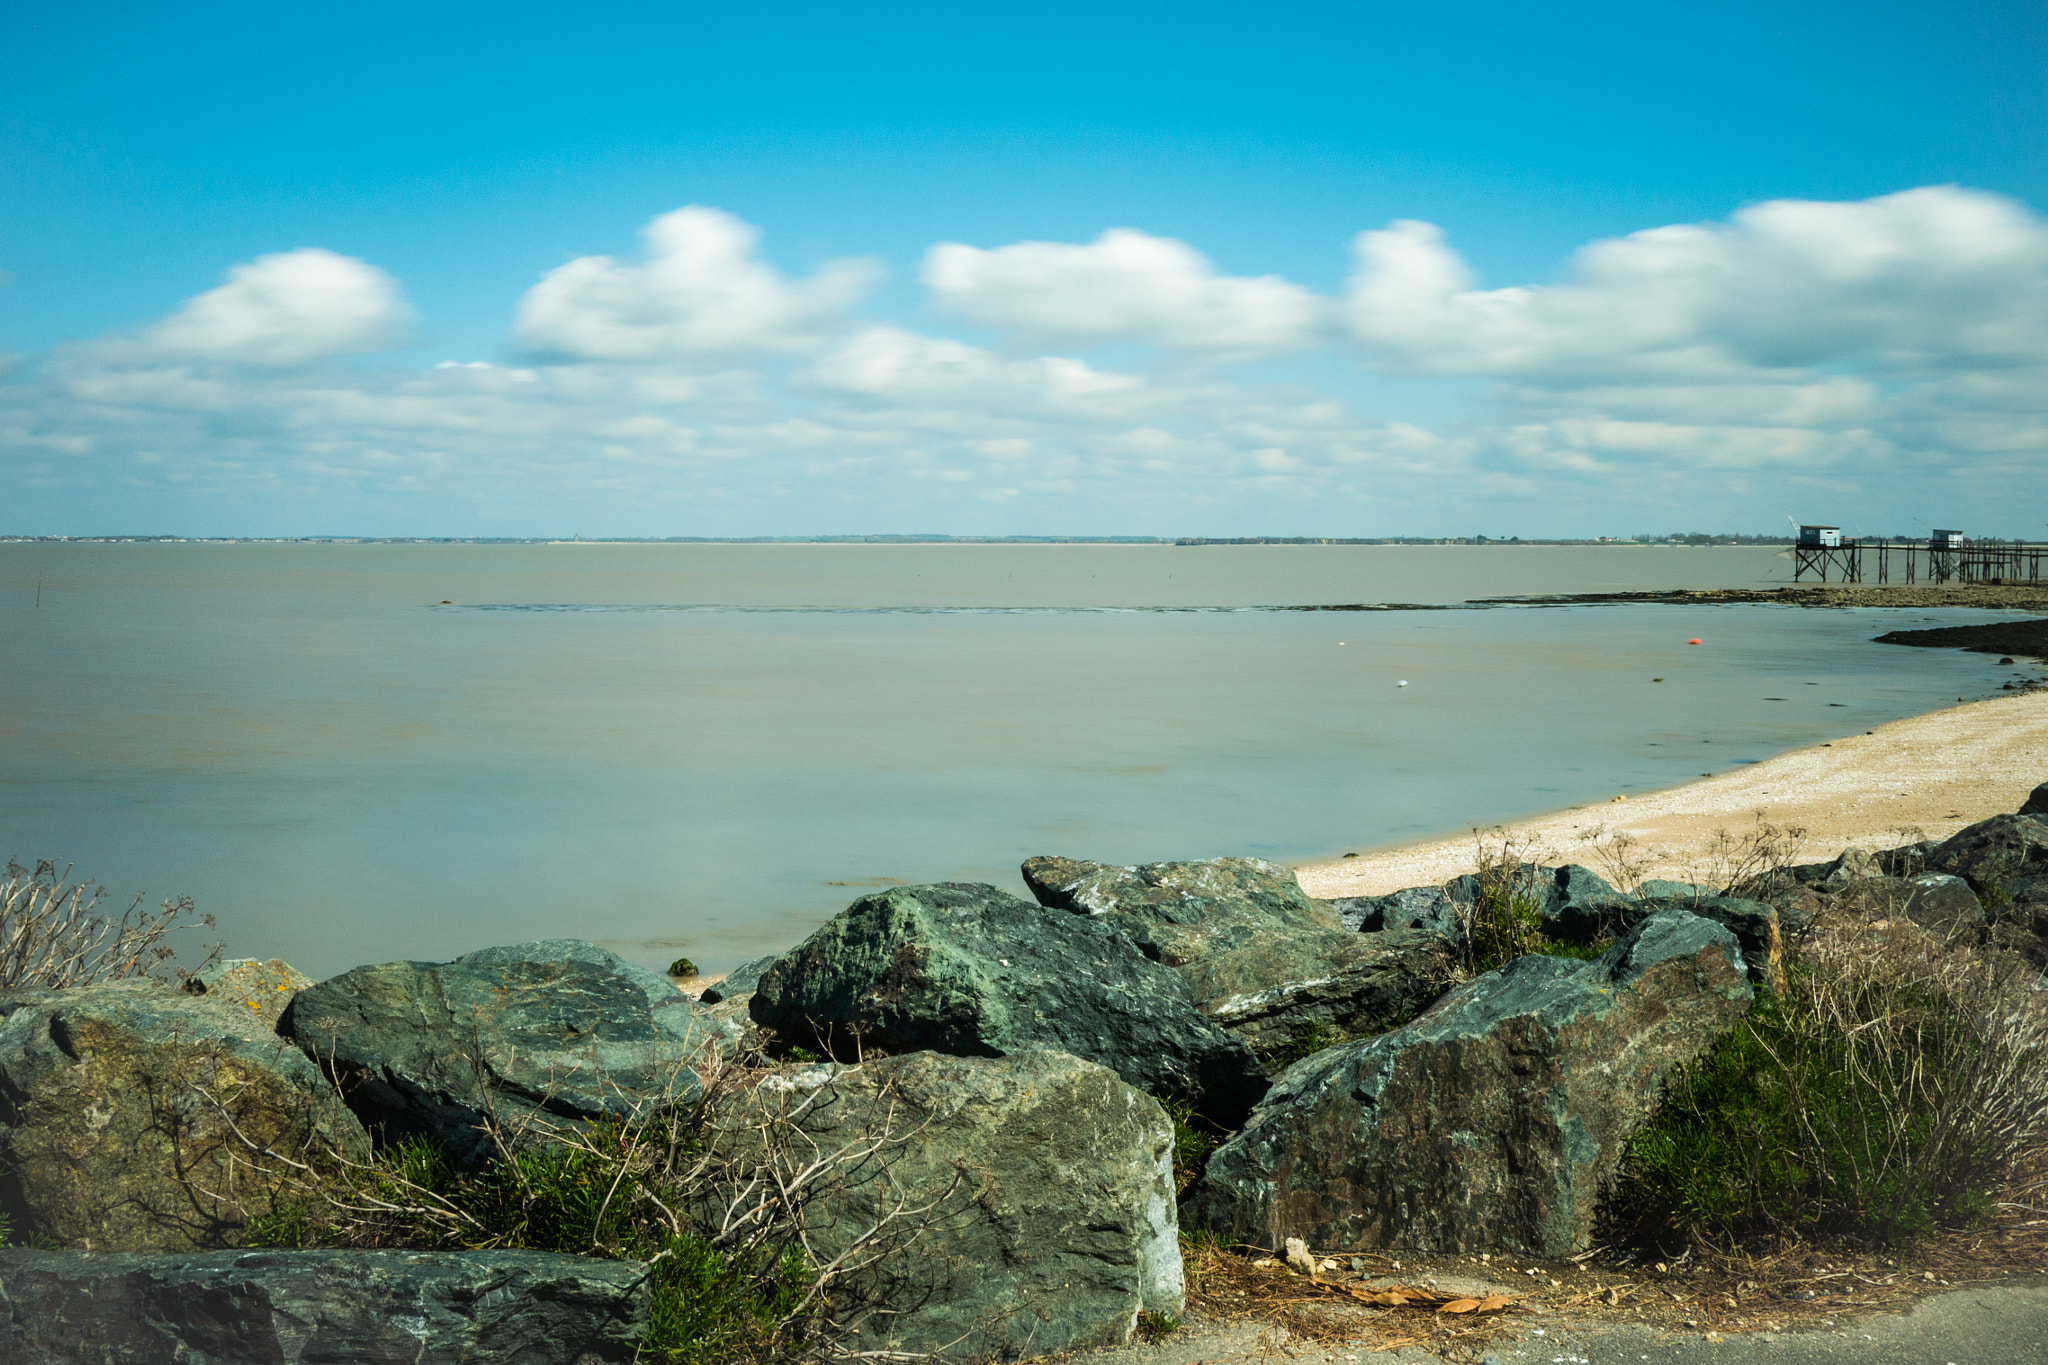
[
  {"x1": 0, "y1": 983, "x2": 370, "y2": 1251},
  {"x1": 2021, "y1": 782, "x2": 2048, "y2": 817},
  {"x1": 0, "y1": 1248, "x2": 646, "y2": 1363},
  {"x1": 1020, "y1": 855, "x2": 1338, "y2": 959},
  {"x1": 182, "y1": 958, "x2": 317, "y2": 1030},
  {"x1": 1327, "y1": 886, "x2": 1460, "y2": 938},
  {"x1": 1187, "y1": 911, "x2": 1753, "y2": 1257},
  {"x1": 1619, "y1": 896, "x2": 1784, "y2": 991},
  {"x1": 703, "y1": 1050, "x2": 1179, "y2": 1360},
  {"x1": 749, "y1": 883, "x2": 1268, "y2": 1126},
  {"x1": 1923, "y1": 814, "x2": 2048, "y2": 891},
  {"x1": 280, "y1": 939, "x2": 727, "y2": 1163},
  {"x1": 1022, "y1": 857, "x2": 1449, "y2": 1055},
  {"x1": 1173, "y1": 930, "x2": 1453, "y2": 1055}
]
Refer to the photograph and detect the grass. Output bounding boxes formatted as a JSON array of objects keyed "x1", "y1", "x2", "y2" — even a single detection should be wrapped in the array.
[
  {"x1": 1465, "y1": 876, "x2": 1609, "y2": 976},
  {"x1": 1608, "y1": 916, "x2": 2048, "y2": 1249},
  {"x1": 1136, "y1": 1310, "x2": 1180, "y2": 1342},
  {"x1": 246, "y1": 1124, "x2": 814, "y2": 1364},
  {"x1": 1158, "y1": 1094, "x2": 1222, "y2": 1195}
]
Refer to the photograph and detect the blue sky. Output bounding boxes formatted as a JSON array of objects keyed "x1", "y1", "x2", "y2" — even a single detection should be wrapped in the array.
[{"x1": 3, "y1": 0, "x2": 2045, "y2": 537}]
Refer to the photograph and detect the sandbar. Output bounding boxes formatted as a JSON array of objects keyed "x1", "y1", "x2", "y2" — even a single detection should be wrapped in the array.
[{"x1": 1295, "y1": 689, "x2": 2048, "y2": 899}]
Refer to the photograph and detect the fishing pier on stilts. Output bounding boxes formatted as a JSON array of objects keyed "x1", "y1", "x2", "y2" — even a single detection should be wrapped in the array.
[{"x1": 1793, "y1": 525, "x2": 2047, "y2": 585}]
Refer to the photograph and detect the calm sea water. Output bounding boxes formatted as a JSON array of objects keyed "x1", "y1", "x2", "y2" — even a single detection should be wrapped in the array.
[{"x1": 0, "y1": 542, "x2": 2024, "y2": 980}]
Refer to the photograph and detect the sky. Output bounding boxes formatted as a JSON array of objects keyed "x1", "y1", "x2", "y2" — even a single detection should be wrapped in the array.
[{"x1": 3, "y1": 0, "x2": 2045, "y2": 538}]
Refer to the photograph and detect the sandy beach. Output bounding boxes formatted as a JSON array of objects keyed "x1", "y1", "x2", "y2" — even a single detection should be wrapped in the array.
[{"x1": 1295, "y1": 688, "x2": 2048, "y2": 899}]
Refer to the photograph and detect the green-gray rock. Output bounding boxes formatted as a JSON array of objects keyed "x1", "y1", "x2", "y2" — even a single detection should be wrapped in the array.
[
  {"x1": 280, "y1": 938, "x2": 726, "y2": 1162},
  {"x1": 182, "y1": 957, "x2": 316, "y2": 1029},
  {"x1": 704, "y1": 1050, "x2": 1179, "y2": 1360},
  {"x1": 0, "y1": 1247, "x2": 647, "y2": 1363},
  {"x1": 1618, "y1": 895, "x2": 1784, "y2": 992},
  {"x1": 0, "y1": 982, "x2": 370, "y2": 1251},
  {"x1": 1021, "y1": 855, "x2": 1339, "y2": 961},
  {"x1": 749, "y1": 883, "x2": 1269, "y2": 1126},
  {"x1": 1187, "y1": 910, "x2": 1754, "y2": 1256},
  {"x1": 1924, "y1": 814, "x2": 2048, "y2": 890},
  {"x1": 1021, "y1": 856, "x2": 1450, "y2": 1054}
]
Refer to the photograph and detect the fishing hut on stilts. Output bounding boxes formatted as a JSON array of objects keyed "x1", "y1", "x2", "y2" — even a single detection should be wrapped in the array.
[{"x1": 1792, "y1": 526, "x2": 2047, "y2": 584}]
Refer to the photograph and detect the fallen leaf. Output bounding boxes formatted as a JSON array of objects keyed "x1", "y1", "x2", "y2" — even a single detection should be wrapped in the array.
[
  {"x1": 1439, "y1": 1298, "x2": 1482, "y2": 1314},
  {"x1": 1476, "y1": 1295, "x2": 1512, "y2": 1312}
]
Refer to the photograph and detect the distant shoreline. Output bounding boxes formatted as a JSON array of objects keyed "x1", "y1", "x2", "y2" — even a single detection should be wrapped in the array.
[
  {"x1": 2, "y1": 534, "x2": 1799, "y2": 547},
  {"x1": 1296, "y1": 688, "x2": 2048, "y2": 900}
]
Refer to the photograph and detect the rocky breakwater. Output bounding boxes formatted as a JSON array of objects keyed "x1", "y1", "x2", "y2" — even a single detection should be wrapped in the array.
[
  {"x1": 1187, "y1": 910, "x2": 1755, "y2": 1257},
  {"x1": 1022, "y1": 856, "x2": 1452, "y2": 1058}
]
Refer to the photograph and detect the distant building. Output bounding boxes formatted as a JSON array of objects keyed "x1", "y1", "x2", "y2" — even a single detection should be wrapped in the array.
[
  {"x1": 1930, "y1": 528, "x2": 1965, "y2": 549},
  {"x1": 1798, "y1": 525, "x2": 1842, "y2": 547}
]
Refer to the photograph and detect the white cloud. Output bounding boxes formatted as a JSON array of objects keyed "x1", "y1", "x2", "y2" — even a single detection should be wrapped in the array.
[
  {"x1": 1342, "y1": 186, "x2": 2048, "y2": 383},
  {"x1": 95, "y1": 249, "x2": 412, "y2": 367},
  {"x1": 923, "y1": 228, "x2": 1323, "y2": 354},
  {"x1": 7, "y1": 191, "x2": 2048, "y2": 533},
  {"x1": 514, "y1": 205, "x2": 879, "y2": 360},
  {"x1": 805, "y1": 326, "x2": 1149, "y2": 417}
]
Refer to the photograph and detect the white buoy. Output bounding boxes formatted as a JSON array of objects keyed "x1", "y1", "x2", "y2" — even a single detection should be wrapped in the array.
[{"x1": 1397, "y1": 680, "x2": 1408, "y2": 687}]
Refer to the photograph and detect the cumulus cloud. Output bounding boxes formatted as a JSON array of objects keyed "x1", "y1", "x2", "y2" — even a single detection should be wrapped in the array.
[
  {"x1": 515, "y1": 205, "x2": 879, "y2": 360},
  {"x1": 8, "y1": 190, "x2": 2048, "y2": 532},
  {"x1": 806, "y1": 326, "x2": 1149, "y2": 417},
  {"x1": 1342, "y1": 186, "x2": 2048, "y2": 382},
  {"x1": 96, "y1": 249, "x2": 412, "y2": 367},
  {"x1": 923, "y1": 228, "x2": 1323, "y2": 354}
]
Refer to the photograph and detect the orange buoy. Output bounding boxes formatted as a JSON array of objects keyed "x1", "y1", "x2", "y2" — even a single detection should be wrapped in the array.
[{"x1": 1687, "y1": 638, "x2": 1703, "y2": 645}]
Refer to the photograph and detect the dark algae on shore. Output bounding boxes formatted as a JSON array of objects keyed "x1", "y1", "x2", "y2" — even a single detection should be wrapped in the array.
[{"x1": 1873, "y1": 616, "x2": 2048, "y2": 663}]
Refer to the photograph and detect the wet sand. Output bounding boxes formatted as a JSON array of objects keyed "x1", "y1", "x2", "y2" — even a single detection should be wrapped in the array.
[{"x1": 1295, "y1": 690, "x2": 2048, "y2": 899}]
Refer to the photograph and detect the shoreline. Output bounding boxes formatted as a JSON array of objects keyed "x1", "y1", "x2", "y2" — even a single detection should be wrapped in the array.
[{"x1": 1294, "y1": 688, "x2": 2048, "y2": 899}]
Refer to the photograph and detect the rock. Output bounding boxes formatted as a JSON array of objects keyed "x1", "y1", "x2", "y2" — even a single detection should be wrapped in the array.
[
  {"x1": 1284, "y1": 1236, "x2": 1316, "y2": 1276},
  {"x1": 667, "y1": 957, "x2": 697, "y2": 978},
  {"x1": 280, "y1": 938, "x2": 727, "y2": 1163},
  {"x1": 1740, "y1": 871, "x2": 1822, "y2": 935},
  {"x1": 1327, "y1": 886, "x2": 1459, "y2": 937},
  {"x1": 1986, "y1": 874, "x2": 2048, "y2": 969},
  {"x1": 1021, "y1": 855, "x2": 1339, "y2": 962},
  {"x1": 1187, "y1": 911, "x2": 1753, "y2": 1257},
  {"x1": 1180, "y1": 929, "x2": 1453, "y2": 1057},
  {"x1": 1635, "y1": 879, "x2": 1706, "y2": 901},
  {"x1": 1446, "y1": 864, "x2": 1628, "y2": 942},
  {"x1": 1820, "y1": 875, "x2": 1922, "y2": 919},
  {"x1": 1903, "y1": 873, "x2": 1987, "y2": 931},
  {"x1": 1546, "y1": 865, "x2": 1631, "y2": 940},
  {"x1": 1823, "y1": 874, "x2": 1985, "y2": 934},
  {"x1": 0, "y1": 1247, "x2": 646, "y2": 1363},
  {"x1": 0, "y1": 982, "x2": 370, "y2": 1251},
  {"x1": 750, "y1": 883, "x2": 1269, "y2": 1125},
  {"x1": 1818, "y1": 847, "x2": 1884, "y2": 892},
  {"x1": 697, "y1": 953, "x2": 776, "y2": 1005},
  {"x1": 1877, "y1": 841, "x2": 1939, "y2": 878},
  {"x1": 1626, "y1": 896, "x2": 1784, "y2": 991},
  {"x1": 705, "y1": 1050, "x2": 1179, "y2": 1359},
  {"x1": 2022, "y1": 782, "x2": 2048, "y2": 817},
  {"x1": 182, "y1": 958, "x2": 316, "y2": 1029},
  {"x1": 1923, "y1": 814, "x2": 2048, "y2": 890},
  {"x1": 1020, "y1": 858, "x2": 1448, "y2": 1056}
]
